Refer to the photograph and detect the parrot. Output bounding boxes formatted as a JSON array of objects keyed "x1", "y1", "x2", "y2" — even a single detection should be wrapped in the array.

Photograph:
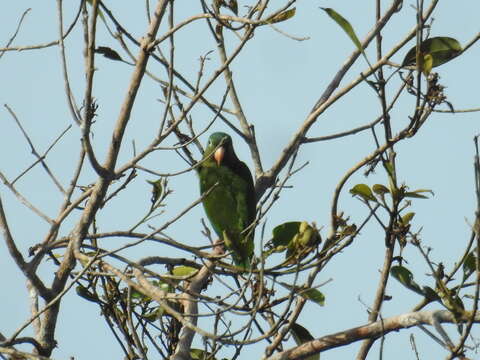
[{"x1": 197, "y1": 132, "x2": 256, "y2": 269}]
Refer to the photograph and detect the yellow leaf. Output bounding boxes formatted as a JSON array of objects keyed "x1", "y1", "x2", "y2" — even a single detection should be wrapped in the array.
[
  {"x1": 422, "y1": 53, "x2": 433, "y2": 75},
  {"x1": 265, "y1": 8, "x2": 296, "y2": 24}
]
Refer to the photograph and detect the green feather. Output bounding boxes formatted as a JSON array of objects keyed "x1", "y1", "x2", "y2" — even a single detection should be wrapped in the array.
[{"x1": 197, "y1": 132, "x2": 255, "y2": 269}]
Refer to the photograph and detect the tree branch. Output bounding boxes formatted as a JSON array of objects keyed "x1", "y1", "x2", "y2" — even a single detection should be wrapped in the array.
[{"x1": 266, "y1": 310, "x2": 480, "y2": 360}]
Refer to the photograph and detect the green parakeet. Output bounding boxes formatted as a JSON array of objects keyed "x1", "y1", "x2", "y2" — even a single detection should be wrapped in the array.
[{"x1": 198, "y1": 132, "x2": 256, "y2": 269}]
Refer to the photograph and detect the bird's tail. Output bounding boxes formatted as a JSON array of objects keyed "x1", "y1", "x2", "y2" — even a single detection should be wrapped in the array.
[{"x1": 223, "y1": 231, "x2": 254, "y2": 271}]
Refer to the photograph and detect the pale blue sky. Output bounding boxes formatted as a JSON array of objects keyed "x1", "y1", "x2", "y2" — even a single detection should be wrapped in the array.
[{"x1": 1, "y1": 1, "x2": 479, "y2": 359}]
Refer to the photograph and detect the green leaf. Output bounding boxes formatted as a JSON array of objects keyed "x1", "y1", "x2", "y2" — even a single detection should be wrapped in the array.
[
  {"x1": 391, "y1": 265, "x2": 423, "y2": 295},
  {"x1": 172, "y1": 266, "x2": 198, "y2": 278},
  {"x1": 279, "y1": 283, "x2": 325, "y2": 306},
  {"x1": 227, "y1": 0, "x2": 238, "y2": 15},
  {"x1": 132, "y1": 281, "x2": 171, "y2": 301},
  {"x1": 95, "y1": 46, "x2": 123, "y2": 61},
  {"x1": 349, "y1": 184, "x2": 376, "y2": 202},
  {"x1": 155, "y1": 281, "x2": 172, "y2": 292},
  {"x1": 404, "y1": 189, "x2": 433, "y2": 199},
  {"x1": 86, "y1": 0, "x2": 106, "y2": 21},
  {"x1": 384, "y1": 162, "x2": 396, "y2": 179},
  {"x1": 300, "y1": 288, "x2": 326, "y2": 306},
  {"x1": 291, "y1": 323, "x2": 314, "y2": 343},
  {"x1": 321, "y1": 8, "x2": 362, "y2": 52},
  {"x1": 285, "y1": 222, "x2": 321, "y2": 262},
  {"x1": 147, "y1": 178, "x2": 167, "y2": 207},
  {"x1": 294, "y1": 222, "x2": 320, "y2": 247},
  {"x1": 438, "y1": 288, "x2": 465, "y2": 317},
  {"x1": 384, "y1": 161, "x2": 398, "y2": 195},
  {"x1": 269, "y1": 222, "x2": 321, "y2": 264},
  {"x1": 130, "y1": 289, "x2": 146, "y2": 300},
  {"x1": 76, "y1": 286, "x2": 101, "y2": 303},
  {"x1": 401, "y1": 212, "x2": 415, "y2": 225},
  {"x1": 422, "y1": 286, "x2": 441, "y2": 301},
  {"x1": 403, "y1": 193, "x2": 428, "y2": 199},
  {"x1": 372, "y1": 184, "x2": 390, "y2": 195},
  {"x1": 142, "y1": 308, "x2": 162, "y2": 322},
  {"x1": 265, "y1": 8, "x2": 296, "y2": 24},
  {"x1": 339, "y1": 224, "x2": 357, "y2": 238},
  {"x1": 463, "y1": 251, "x2": 476, "y2": 280},
  {"x1": 402, "y1": 37, "x2": 462, "y2": 68},
  {"x1": 271, "y1": 221, "x2": 302, "y2": 247},
  {"x1": 290, "y1": 323, "x2": 320, "y2": 360},
  {"x1": 190, "y1": 349, "x2": 216, "y2": 360}
]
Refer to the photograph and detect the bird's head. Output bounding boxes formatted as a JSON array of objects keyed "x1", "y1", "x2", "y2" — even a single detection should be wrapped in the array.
[{"x1": 204, "y1": 132, "x2": 234, "y2": 166}]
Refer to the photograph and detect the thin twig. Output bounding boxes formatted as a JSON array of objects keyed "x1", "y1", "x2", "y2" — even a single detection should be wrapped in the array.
[
  {"x1": 0, "y1": 171, "x2": 54, "y2": 224},
  {"x1": 0, "y1": 8, "x2": 31, "y2": 59}
]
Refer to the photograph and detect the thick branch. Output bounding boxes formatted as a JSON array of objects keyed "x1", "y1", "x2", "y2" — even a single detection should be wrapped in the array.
[
  {"x1": 266, "y1": 310, "x2": 480, "y2": 360},
  {"x1": 0, "y1": 195, "x2": 51, "y2": 299},
  {"x1": 31, "y1": 1, "x2": 170, "y2": 356}
]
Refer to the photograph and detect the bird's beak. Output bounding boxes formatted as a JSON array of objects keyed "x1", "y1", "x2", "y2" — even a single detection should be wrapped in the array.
[{"x1": 214, "y1": 146, "x2": 225, "y2": 166}]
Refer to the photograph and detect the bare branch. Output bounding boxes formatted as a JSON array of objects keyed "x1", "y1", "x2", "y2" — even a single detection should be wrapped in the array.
[
  {"x1": 0, "y1": 8, "x2": 31, "y2": 59},
  {"x1": 266, "y1": 310, "x2": 480, "y2": 360}
]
